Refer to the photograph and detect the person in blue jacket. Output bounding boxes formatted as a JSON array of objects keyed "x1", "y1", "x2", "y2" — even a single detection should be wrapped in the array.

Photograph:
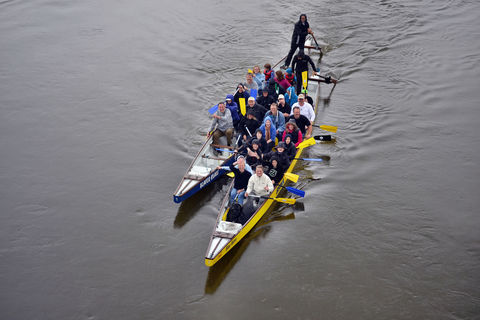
[
  {"x1": 260, "y1": 116, "x2": 277, "y2": 151},
  {"x1": 225, "y1": 94, "x2": 240, "y2": 129}
]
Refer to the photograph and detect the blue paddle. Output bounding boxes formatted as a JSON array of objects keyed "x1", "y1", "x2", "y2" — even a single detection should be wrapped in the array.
[{"x1": 208, "y1": 104, "x2": 218, "y2": 114}]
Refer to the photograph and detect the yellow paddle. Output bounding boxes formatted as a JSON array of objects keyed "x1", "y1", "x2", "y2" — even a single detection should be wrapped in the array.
[
  {"x1": 239, "y1": 98, "x2": 246, "y2": 116},
  {"x1": 297, "y1": 137, "x2": 316, "y2": 149},
  {"x1": 283, "y1": 172, "x2": 299, "y2": 183},
  {"x1": 312, "y1": 124, "x2": 338, "y2": 133},
  {"x1": 302, "y1": 71, "x2": 308, "y2": 91},
  {"x1": 227, "y1": 172, "x2": 235, "y2": 178}
]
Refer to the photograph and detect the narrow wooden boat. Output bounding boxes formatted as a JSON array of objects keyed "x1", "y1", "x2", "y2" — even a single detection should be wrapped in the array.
[{"x1": 173, "y1": 137, "x2": 235, "y2": 203}]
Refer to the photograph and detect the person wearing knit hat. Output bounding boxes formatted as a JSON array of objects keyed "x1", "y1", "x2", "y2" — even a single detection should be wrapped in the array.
[
  {"x1": 285, "y1": 68, "x2": 295, "y2": 86},
  {"x1": 245, "y1": 138, "x2": 263, "y2": 167}
]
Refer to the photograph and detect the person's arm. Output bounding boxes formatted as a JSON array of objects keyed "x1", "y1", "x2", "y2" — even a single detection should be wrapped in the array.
[
  {"x1": 308, "y1": 105, "x2": 315, "y2": 123},
  {"x1": 265, "y1": 175, "x2": 274, "y2": 193},
  {"x1": 306, "y1": 122, "x2": 313, "y2": 139},
  {"x1": 245, "y1": 176, "x2": 254, "y2": 197}
]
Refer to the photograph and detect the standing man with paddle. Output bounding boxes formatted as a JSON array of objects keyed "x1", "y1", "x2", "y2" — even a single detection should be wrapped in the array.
[
  {"x1": 282, "y1": 14, "x2": 314, "y2": 70},
  {"x1": 291, "y1": 50, "x2": 318, "y2": 94}
]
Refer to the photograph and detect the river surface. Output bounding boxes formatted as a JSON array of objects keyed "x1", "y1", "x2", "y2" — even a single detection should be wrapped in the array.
[{"x1": 1, "y1": 0, "x2": 479, "y2": 319}]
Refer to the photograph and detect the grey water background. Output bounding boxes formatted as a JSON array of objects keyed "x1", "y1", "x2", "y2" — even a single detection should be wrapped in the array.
[{"x1": 1, "y1": 0, "x2": 479, "y2": 318}]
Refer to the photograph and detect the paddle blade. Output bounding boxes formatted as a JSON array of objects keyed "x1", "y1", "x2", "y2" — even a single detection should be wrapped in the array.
[
  {"x1": 208, "y1": 104, "x2": 218, "y2": 114},
  {"x1": 298, "y1": 158, "x2": 323, "y2": 162},
  {"x1": 216, "y1": 148, "x2": 235, "y2": 153},
  {"x1": 284, "y1": 172, "x2": 299, "y2": 183},
  {"x1": 313, "y1": 135, "x2": 332, "y2": 141},
  {"x1": 285, "y1": 186, "x2": 305, "y2": 198},
  {"x1": 274, "y1": 197, "x2": 296, "y2": 205},
  {"x1": 302, "y1": 71, "x2": 308, "y2": 90},
  {"x1": 250, "y1": 88, "x2": 258, "y2": 100},
  {"x1": 227, "y1": 172, "x2": 235, "y2": 178},
  {"x1": 297, "y1": 137, "x2": 316, "y2": 149},
  {"x1": 239, "y1": 98, "x2": 246, "y2": 116},
  {"x1": 319, "y1": 125, "x2": 337, "y2": 133}
]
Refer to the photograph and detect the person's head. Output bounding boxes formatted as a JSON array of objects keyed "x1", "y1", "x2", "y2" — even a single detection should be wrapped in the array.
[
  {"x1": 252, "y1": 139, "x2": 259, "y2": 150},
  {"x1": 277, "y1": 142, "x2": 286, "y2": 153},
  {"x1": 264, "y1": 63, "x2": 271, "y2": 71},
  {"x1": 285, "y1": 68, "x2": 293, "y2": 75},
  {"x1": 270, "y1": 102, "x2": 278, "y2": 114},
  {"x1": 248, "y1": 97, "x2": 255, "y2": 107},
  {"x1": 271, "y1": 156, "x2": 279, "y2": 168},
  {"x1": 225, "y1": 94, "x2": 234, "y2": 104},
  {"x1": 265, "y1": 118, "x2": 271, "y2": 128},
  {"x1": 253, "y1": 65, "x2": 261, "y2": 74},
  {"x1": 297, "y1": 94, "x2": 305, "y2": 104},
  {"x1": 285, "y1": 134, "x2": 292, "y2": 145},
  {"x1": 297, "y1": 49, "x2": 305, "y2": 59},
  {"x1": 275, "y1": 70, "x2": 284, "y2": 81},
  {"x1": 300, "y1": 14, "x2": 307, "y2": 23},
  {"x1": 237, "y1": 83, "x2": 245, "y2": 92},
  {"x1": 277, "y1": 94, "x2": 285, "y2": 104},
  {"x1": 286, "y1": 119, "x2": 297, "y2": 131},
  {"x1": 237, "y1": 156, "x2": 246, "y2": 172},
  {"x1": 246, "y1": 72, "x2": 253, "y2": 82},
  {"x1": 262, "y1": 89, "x2": 269, "y2": 97},
  {"x1": 293, "y1": 106, "x2": 301, "y2": 118},
  {"x1": 246, "y1": 109, "x2": 255, "y2": 119},
  {"x1": 255, "y1": 165, "x2": 264, "y2": 177},
  {"x1": 218, "y1": 102, "x2": 226, "y2": 112},
  {"x1": 255, "y1": 128, "x2": 263, "y2": 139}
]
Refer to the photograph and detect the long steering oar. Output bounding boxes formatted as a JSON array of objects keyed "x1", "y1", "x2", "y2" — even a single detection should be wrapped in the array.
[
  {"x1": 312, "y1": 124, "x2": 337, "y2": 133},
  {"x1": 311, "y1": 33, "x2": 323, "y2": 61}
]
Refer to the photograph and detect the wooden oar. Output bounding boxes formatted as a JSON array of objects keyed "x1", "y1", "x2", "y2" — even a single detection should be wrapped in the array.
[
  {"x1": 211, "y1": 144, "x2": 235, "y2": 150},
  {"x1": 311, "y1": 34, "x2": 323, "y2": 61},
  {"x1": 312, "y1": 124, "x2": 337, "y2": 133},
  {"x1": 272, "y1": 54, "x2": 288, "y2": 69},
  {"x1": 250, "y1": 195, "x2": 296, "y2": 205}
]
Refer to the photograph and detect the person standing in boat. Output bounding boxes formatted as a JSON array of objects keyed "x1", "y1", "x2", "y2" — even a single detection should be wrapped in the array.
[
  {"x1": 282, "y1": 14, "x2": 314, "y2": 69},
  {"x1": 217, "y1": 156, "x2": 252, "y2": 205},
  {"x1": 207, "y1": 102, "x2": 235, "y2": 147},
  {"x1": 291, "y1": 49, "x2": 318, "y2": 94},
  {"x1": 290, "y1": 93, "x2": 315, "y2": 123},
  {"x1": 288, "y1": 105, "x2": 313, "y2": 139}
]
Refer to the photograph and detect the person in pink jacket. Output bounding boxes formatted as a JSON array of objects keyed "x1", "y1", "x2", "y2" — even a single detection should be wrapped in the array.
[{"x1": 274, "y1": 70, "x2": 292, "y2": 91}]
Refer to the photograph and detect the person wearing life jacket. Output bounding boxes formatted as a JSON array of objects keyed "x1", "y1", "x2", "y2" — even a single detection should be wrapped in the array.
[
  {"x1": 282, "y1": 14, "x2": 314, "y2": 69},
  {"x1": 285, "y1": 68, "x2": 296, "y2": 86},
  {"x1": 263, "y1": 63, "x2": 275, "y2": 85}
]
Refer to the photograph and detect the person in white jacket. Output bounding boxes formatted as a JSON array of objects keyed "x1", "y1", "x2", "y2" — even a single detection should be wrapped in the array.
[
  {"x1": 245, "y1": 165, "x2": 274, "y2": 198},
  {"x1": 290, "y1": 94, "x2": 315, "y2": 122}
]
